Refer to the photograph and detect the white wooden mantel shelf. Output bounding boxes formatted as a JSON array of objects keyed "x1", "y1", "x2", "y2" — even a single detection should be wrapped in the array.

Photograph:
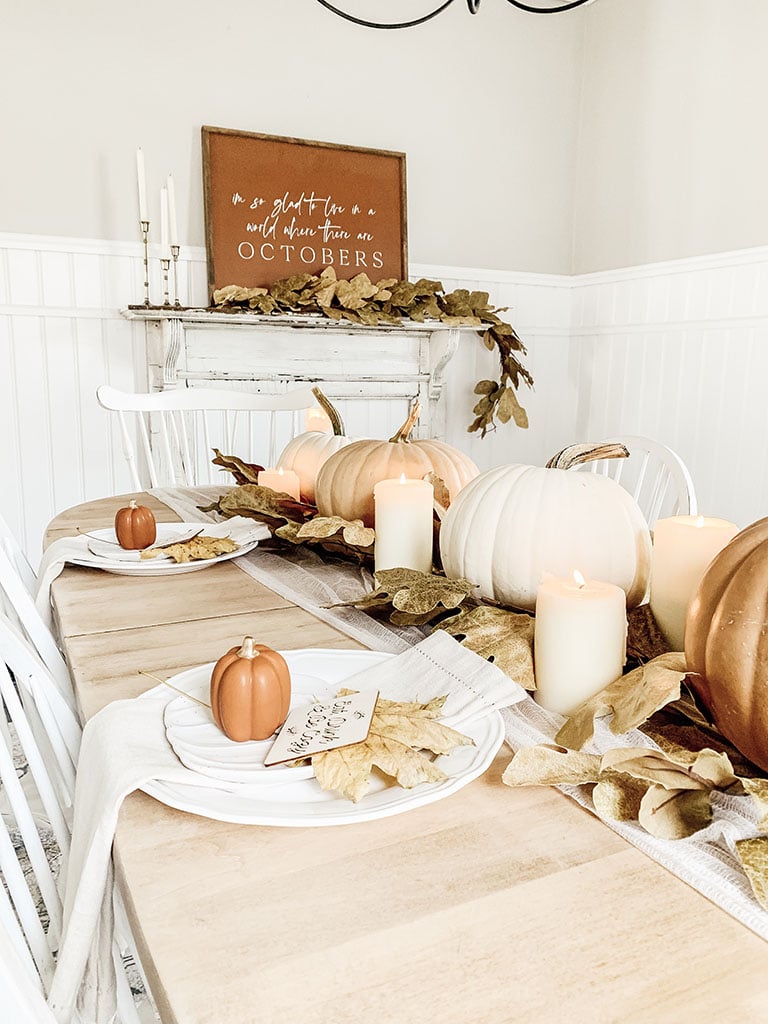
[{"x1": 120, "y1": 306, "x2": 467, "y2": 439}]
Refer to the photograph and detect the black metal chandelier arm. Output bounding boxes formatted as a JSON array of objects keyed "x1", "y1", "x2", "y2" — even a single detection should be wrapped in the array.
[
  {"x1": 504, "y1": 0, "x2": 594, "y2": 12},
  {"x1": 314, "y1": 0, "x2": 464, "y2": 30}
]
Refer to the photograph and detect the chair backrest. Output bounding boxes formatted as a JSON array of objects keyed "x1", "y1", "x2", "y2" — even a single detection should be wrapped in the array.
[
  {"x1": 0, "y1": 507, "x2": 36, "y2": 596},
  {"x1": 0, "y1": 546, "x2": 77, "y2": 713},
  {"x1": 575, "y1": 435, "x2": 698, "y2": 527},
  {"x1": 97, "y1": 383, "x2": 322, "y2": 489},
  {"x1": 0, "y1": 618, "x2": 147, "y2": 1023}
]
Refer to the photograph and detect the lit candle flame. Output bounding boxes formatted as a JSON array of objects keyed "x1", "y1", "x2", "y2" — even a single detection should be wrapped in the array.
[
  {"x1": 399, "y1": 473, "x2": 407, "y2": 484},
  {"x1": 277, "y1": 466, "x2": 284, "y2": 476},
  {"x1": 695, "y1": 515, "x2": 705, "y2": 528},
  {"x1": 573, "y1": 570, "x2": 586, "y2": 588}
]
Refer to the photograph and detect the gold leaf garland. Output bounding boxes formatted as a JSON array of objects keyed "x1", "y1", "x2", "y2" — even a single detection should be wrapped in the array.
[{"x1": 211, "y1": 267, "x2": 533, "y2": 437}]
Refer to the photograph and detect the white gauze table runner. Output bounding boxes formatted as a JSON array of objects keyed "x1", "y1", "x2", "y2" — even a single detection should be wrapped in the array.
[{"x1": 154, "y1": 486, "x2": 768, "y2": 943}]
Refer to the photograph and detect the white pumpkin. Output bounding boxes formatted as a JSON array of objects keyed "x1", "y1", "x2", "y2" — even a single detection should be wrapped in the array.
[
  {"x1": 439, "y1": 444, "x2": 651, "y2": 612},
  {"x1": 276, "y1": 388, "x2": 353, "y2": 504}
]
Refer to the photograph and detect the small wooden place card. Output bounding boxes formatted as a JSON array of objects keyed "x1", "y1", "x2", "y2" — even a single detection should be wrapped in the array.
[{"x1": 264, "y1": 690, "x2": 379, "y2": 766}]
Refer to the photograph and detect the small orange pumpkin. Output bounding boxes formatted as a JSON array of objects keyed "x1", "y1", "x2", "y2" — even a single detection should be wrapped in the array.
[
  {"x1": 685, "y1": 517, "x2": 768, "y2": 772},
  {"x1": 210, "y1": 637, "x2": 291, "y2": 742},
  {"x1": 114, "y1": 500, "x2": 156, "y2": 550}
]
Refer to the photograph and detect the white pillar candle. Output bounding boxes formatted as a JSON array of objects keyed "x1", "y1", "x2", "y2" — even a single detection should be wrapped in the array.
[
  {"x1": 305, "y1": 406, "x2": 332, "y2": 433},
  {"x1": 166, "y1": 172, "x2": 178, "y2": 246},
  {"x1": 374, "y1": 476, "x2": 433, "y2": 575},
  {"x1": 649, "y1": 515, "x2": 739, "y2": 651},
  {"x1": 257, "y1": 466, "x2": 301, "y2": 501},
  {"x1": 534, "y1": 572, "x2": 627, "y2": 716},
  {"x1": 160, "y1": 186, "x2": 169, "y2": 249},
  {"x1": 136, "y1": 147, "x2": 148, "y2": 222}
]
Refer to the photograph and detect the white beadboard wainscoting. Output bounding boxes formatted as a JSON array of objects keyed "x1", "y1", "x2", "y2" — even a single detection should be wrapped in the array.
[{"x1": 1, "y1": 233, "x2": 767, "y2": 560}]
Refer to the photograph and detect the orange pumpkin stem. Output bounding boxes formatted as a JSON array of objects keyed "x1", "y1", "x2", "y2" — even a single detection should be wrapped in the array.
[
  {"x1": 237, "y1": 636, "x2": 260, "y2": 659},
  {"x1": 389, "y1": 400, "x2": 421, "y2": 444}
]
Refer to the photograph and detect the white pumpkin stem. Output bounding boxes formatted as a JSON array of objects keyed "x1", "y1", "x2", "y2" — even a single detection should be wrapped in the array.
[
  {"x1": 128, "y1": 500, "x2": 138, "y2": 509},
  {"x1": 310, "y1": 386, "x2": 346, "y2": 436},
  {"x1": 545, "y1": 442, "x2": 630, "y2": 470},
  {"x1": 237, "y1": 636, "x2": 260, "y2": 659},
  {"x1": 389, "y1": 400, "x2": 421, "y2": 444}
]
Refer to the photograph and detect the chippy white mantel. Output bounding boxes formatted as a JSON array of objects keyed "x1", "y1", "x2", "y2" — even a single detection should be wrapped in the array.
[{"x1": 120, "y1": 306, "x2": 468, "y2": 441}]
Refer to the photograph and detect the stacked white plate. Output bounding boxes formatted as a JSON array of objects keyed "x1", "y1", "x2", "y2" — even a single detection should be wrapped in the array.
[
  {"x1": 70, "y1": 518, "x2": 268, "y2": 576},
  {"x1": 141, "y1": 648, "x2": 506, "y2": 827}
]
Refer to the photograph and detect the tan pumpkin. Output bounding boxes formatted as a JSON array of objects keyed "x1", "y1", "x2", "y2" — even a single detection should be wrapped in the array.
[
  {"x1": 277, "y1": 387, "x2": 354, "y2": 504},
  {"x1": 685, "y1": 517, "x2": 768, "y2": 771},
  {"x1": 210, "y1": 637, "x2": 291, "y2": 742},
  {"x1": 114, "y1": 500, "x2": 156, "y2": 550},
  {"x1": 314, "y1": 401, "x2": 479, "y2": 527},
  {"x1": 439, "y1": 443, "x2": 651, "y2": 612}
]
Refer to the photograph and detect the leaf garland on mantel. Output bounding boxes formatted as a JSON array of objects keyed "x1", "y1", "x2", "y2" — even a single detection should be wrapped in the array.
[{"x1": 211, "y1": 267, "x2": 533, "y2": 437}]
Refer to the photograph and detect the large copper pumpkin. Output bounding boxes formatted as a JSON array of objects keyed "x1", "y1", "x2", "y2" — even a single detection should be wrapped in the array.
[{"x1": 685, "y1": 516, "x2": 768, "y2": 771}]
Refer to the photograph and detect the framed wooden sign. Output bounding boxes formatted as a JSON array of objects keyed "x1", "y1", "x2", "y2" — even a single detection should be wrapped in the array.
[{"x1": 202, "y1": 126, "x2": 408, "y2": 298}]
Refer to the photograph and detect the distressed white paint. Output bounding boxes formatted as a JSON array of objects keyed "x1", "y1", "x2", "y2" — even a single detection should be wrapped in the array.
[{"x1": 2, "y1": 233, "x2": 766, "y2": 562}]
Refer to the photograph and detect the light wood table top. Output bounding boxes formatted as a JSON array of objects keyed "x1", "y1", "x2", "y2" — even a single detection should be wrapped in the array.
[{"x1": 47, "y1": 494, "x2": 768, "y2": 1024}]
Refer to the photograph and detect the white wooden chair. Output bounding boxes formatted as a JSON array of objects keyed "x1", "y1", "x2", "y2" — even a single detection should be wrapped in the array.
[
  {"x1": 0, "y1": 617, "x2": 150, "y2": 1023},
  {"x1": 96, "y1": 383, "x2": 323, "y2": 490},
  {"x1": 0, "y1": 507, "x2": 36, "y2": 596},
  {"x1": 0, "y1": 546, "x2": 76, "y2": 713},
  {"x1": 575, "y1": 435, "x2": 697, "y2": 526}
]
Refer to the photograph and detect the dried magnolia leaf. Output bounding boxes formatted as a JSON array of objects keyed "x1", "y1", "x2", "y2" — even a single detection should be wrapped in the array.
[
  {"x1": 424, "y1": 472, "x2": 451, "y2": 517},
  {"x1": 735, "y1": 837, "x2": 768, "y2": 911},
  {"x1": 211, "y1": 448, "x2": 263, "y2": 485},
  {"x1": 218, "y1": 484, "x2": 315, "y2": 526},
  {"x1": 437, "y1": 604, "x2": 535, "y2": 689},
  {"x1": 638, "y1": 785, "x2": 712, "y2": 839},
  {"x1": 296, "y1": 516, "x2": 374, "y2": 548},
  {"x1": 626, "y1": 603, "x2": 671, "y2": 664},
  {"x1": 312, "y1": 691, "x2": 473, "y2": 803},
  {"x1": 592, "y1": 773, "x2": 650, "y2": 822},
  {"x1": 740, "y1": 778, "x2": 768, "y2": 831},
  {"x1": 501, "y1": 744, "x2": 601, "y2": 788},
  {"x1": 555, "y1": 652, "x2": 688, "y2": 751},
  {"x1": 338, "y1": 568, "x2": 473, "y2": 626},
  {"x1": 142, "y1": 535, "x2": 238, "y2": 563},
  {"x1": 601, "y1": 745, "x2": 738, "y2": 793}
]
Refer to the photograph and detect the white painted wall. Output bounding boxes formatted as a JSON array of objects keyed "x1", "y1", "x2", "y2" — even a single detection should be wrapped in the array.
[
  {"x1": 574, "y1": 0, "x2": 768, "y2": 272},
  {"x1": 1, "y1": 1, "x2": 584, "y2": 275}
]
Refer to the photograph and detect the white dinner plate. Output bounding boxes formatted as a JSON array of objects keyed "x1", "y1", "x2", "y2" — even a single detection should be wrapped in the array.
[
  {"x1": 142, "y1": 648, "x2": 505, "y2": 827},
  {"x1": 69, "y1": 520, "x2": 268, "y2": 576}
]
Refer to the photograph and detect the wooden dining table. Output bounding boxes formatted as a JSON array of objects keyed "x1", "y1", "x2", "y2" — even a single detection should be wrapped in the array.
[{"x1": 46, "y1": 492, "x2": 768, "y2": 1024}]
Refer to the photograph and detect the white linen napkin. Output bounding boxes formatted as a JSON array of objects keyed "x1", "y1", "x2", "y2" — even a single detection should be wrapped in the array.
[{"x1": 47, "y1": 632, "x2": 525, "y2": 1024}]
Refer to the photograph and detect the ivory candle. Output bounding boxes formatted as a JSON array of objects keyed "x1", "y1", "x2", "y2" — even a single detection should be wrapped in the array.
[
  {"x1": 136, "y1": 147, "x2": 148, "y2": 222},
  {"x1": 160, "y1": 186, "x2": 169, "y2": 249},
  {"x1": 649, "y1": 515, "x2": 739, "y2": 651},
  {"x1": 257, "y1": 467, "x2": 301, "y2": 501},
  {"x1": 305, "y1": 406, "x2": 332, "y2": 433},
  {"x1": 534, "y1": 572, "x2": 627, "y2": 716},
  {"x1": 167, "y1": 173, "x2": 178, "y2": 246},
  {"x1": 374, "y1": 476, "x2": 433, "y2": 575}
]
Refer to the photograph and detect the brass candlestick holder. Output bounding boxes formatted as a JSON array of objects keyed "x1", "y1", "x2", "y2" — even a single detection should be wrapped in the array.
[
  {"x1": 160, "y1": 257, "x2": 171, "y2": 307},
  {"x1": 171, "y1": 244, "x2": 182, "y2": 308},
  {"x1": 140, "y1": 220, "x2": 151, "y2": 306}
]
